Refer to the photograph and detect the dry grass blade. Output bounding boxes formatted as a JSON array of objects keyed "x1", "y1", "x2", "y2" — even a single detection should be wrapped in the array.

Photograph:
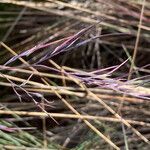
[{"x1": 0, "y1": 110, "x2": 149, "y2": 127}]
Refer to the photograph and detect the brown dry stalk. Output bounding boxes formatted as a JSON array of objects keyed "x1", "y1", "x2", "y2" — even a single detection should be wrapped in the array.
[
  {"x1": 128, "y1": 0, "x2": 146, "y2": 80},
  {"x1": 117, "y1": 0, "x2": 146, "y2": 113},
  {"x1": 0, "y1": 110, "x2": 149, "y2": 127}
]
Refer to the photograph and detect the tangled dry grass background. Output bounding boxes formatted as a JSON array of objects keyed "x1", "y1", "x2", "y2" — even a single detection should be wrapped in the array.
[{"x1": 0, "y1": 0, "x2": 150, "y2": 149}]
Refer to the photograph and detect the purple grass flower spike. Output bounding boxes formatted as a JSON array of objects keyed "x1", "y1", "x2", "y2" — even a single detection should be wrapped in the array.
[{"x1": 51, "y1": 21, "x2": 102, "y2": 56}]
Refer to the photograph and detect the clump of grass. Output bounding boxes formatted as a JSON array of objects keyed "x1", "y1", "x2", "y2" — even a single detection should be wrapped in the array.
[{"x1": 0, "y1": 0, "x2": 150, "y2": 149}]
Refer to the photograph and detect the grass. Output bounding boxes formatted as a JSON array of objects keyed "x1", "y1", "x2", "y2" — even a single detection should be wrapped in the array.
[{"x1": 0, "y1": 0, "x2": 150, "y2": 149}]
